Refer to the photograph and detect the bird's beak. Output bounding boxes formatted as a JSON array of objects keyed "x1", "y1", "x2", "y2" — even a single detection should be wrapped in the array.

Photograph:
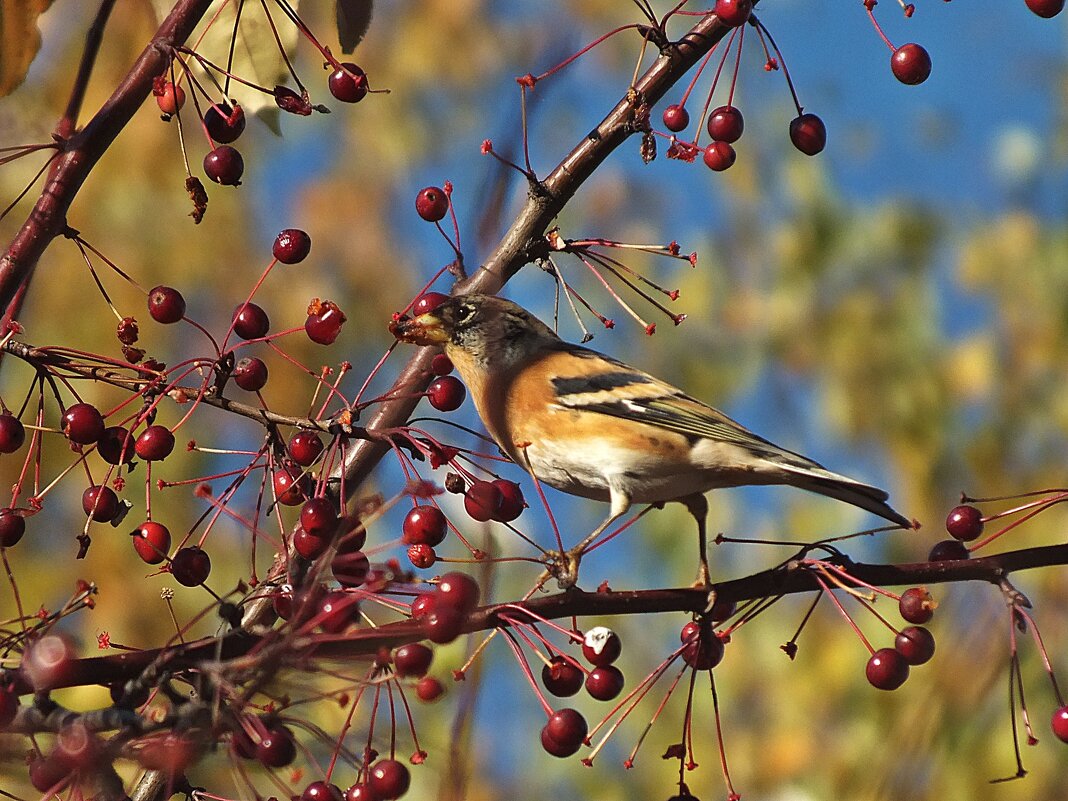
[{"x1": 390, "y1": 311, "x2": 449, "y2": 346}]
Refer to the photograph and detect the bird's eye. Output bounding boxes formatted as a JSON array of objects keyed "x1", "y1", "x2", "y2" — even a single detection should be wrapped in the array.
[{"x1": 456, "y1": 305, "x2": 473, "y2": 322}]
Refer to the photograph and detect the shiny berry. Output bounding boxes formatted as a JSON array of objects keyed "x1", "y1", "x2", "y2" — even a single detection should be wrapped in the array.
[
  {"x1": 344, "y1": 784, "x2": 378, "y2": 801},
  {"x1": 155, "y1": 82, "x2": 185, "y2": 115},
  {"x1": 319, "y1": 590, "x2": 359, "y2": 633},
  {"x1": 234, "y1": 357, "x2": 269, "y2": 391},
  {"x1": 789, "y1": 113, "x2": 827, "y2": 156},
  {"x1": 368, "y1": 759, "x2": 410, "y2": 800},
  {"x1": 132, "y1": 521, "x2": 170, "y2": 564},
  {"x1": 703, "y1": 141, "x2": 736, "y2": 171},
  {"x1": 289, "y1": 430, "x2": 324, "y2": 466},
  {"x1": 899, "y1": 587, "x2": 935, "y2": 624},
  {"x1": 437, "y1": 571, "x2": 480, "y2": 612},
  {"x1": 1027, "y1": 0, "x2": 1065, "y2": 16},
  {"x1": 394, "y1": 643, "x2": 434, "y2": 678},
  {"x1": 403, "y1": 505, "x2": 448, "y2": 546},
  {"x1": 135, "y1": 425, "x2": 175, "y2": 461},
  {"x1": 274, "y1": 228, "x2": 312, "y2": 263},
  {"x1": 464, "y1": 479, "x2": 501, "y2": 522},
  {"x1": 274, "y1": 461, "x2": 309, "y2": 506},
  {"x1": 946, "y1": 504, "x2": 983, "y2": 541},
  {"x1": 62, "y1": 403, "x2": 104, "y2": 444},
  {"x1": 204, "y1": 145, "x2": 244, "y2": 185},
  {"x1": 300, "y1": 497, "x2": 338, "y2": 537},
  {"x1": 714, "y1": 0, "x2": 752, "y2": 26},
  {"x1": 491, "y1": 479, "x2": 524, "y2": 522},
  {"x1": 866, "y1": 647, "x2": 910, "y2": 690},
  {"x1": 294, "y1": 525, "x2": 330, "y2": 559},
  {"x1": 407, "y1": 543, "x2": 436, "y2": 568},
  {"x1": 232, "y1": 302, "x2": 269, "y2": 339},
  {"x1": 662, "y1": 104, "x2": 689, "y2": 132},
  {"x1": 204, "y1": 102, "x2": 245, "y2": 143},
  {"x1": 0, "y1": 413, "x2": 25, "y2": 453},
  {"x1": 427, "y1": 375, "x2": 465, "y2": 411},
  {"x1": 303, "y1": 781, "x2": 345, "y2": 801},
  {"x1": 1052, "y1": 705, "x2": 1068, "y2": 742},
  {"x1": 423, "y1": 607, "x2": 463, "y2": 644},
  {"x1": 430, "y1": 353, "x2": 453, "y2": 375},
  {"x1": 541, "y1": 708, "x2": 587, "y2": 757},
  {"x1": 891, "y1": 43, "x2": 932, "y2": 85},
  {"x1": 171, "y1": 546, "x2": 211, "y2": 586},
  {"x1": 680, "y1": 621, "x2": 725, "y2": 670},
  {"x1": 410, "y1": 592, "x2": 437, "y2": 620},
  {"x1": 585, "y1": 665, "x2": 624, "y2": 700},
  {"x1": 306, "y1": 300, "x2": 347, "y2": 345},
  {"x1": 81, "y1": 485, "x2": 119, "y2": 522},
  {"x1": 706, "y1": 105, "x2": 744, "y2": 142},
  {"x1": 415, "y1": 186, "x2": 449, "y2": 222},
  {"x1": 894, "y1": 626, "x2": 935, "y2": 665},
  {"x1": 328, "y1": 62, "x2": 368, "y2": 103},
  {"x1": 98, "y1": 426, "x2": 135, "y2": 464},
  {"x1": 416, "y1": 675, "x2": 445, "y2": 702},
  {"x1": 542, "y1": 655, "x2": 584, "y2": 697},
  {"x1": 0, "y1": 508, "x2": 25, "y2": 547},
  {"x1": 413, "y1": 292, "x2": 448, "y2": 316},
  {"x1": 147, "y1": 285, "x2": 186, "y2": 323},
  {"x1": 256, "y1": 724, "x2": 296, "y2": 767},
  {"x1": 582, "y1": 626, "x2": 621, "y2": 666},
  {"x1": 929, "y1": 539, "x2": 969, "y2": 561}
]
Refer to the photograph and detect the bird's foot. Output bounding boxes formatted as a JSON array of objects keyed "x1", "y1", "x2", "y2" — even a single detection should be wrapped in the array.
[{"x1": 545, "y1": 548, "x2": 582, "y2": 590}]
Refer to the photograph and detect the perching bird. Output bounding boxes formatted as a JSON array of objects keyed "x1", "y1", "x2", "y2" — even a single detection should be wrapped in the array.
[{"x1": 393, "y1": 294, "x2": 911, "y2": 587}]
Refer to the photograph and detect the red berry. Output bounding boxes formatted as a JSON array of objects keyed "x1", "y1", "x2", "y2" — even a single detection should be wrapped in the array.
[
  {"x1": 368, "y1": 759, "x2": 410, "y2": 800},
  {"x1": 541, "y1": 708, "x2": 587, "y2": 757},
  {"x1": 81, "y1": 485, "x2": 119, "y2": 522},
  {"x1": 407, "y1": 543, "x2": 436, "y2": 568},
  {"x1": 542, "y1": 655, "x2": 584, "y2": 697},
  {"x1": 328, "y1": 62, "x2": 368, "y2": 103},
  {"x1": 898, "y1": 587, "x2": 935, "y2": 624},
  {"x1": 62, "y1": 403, "x2": 105, "y2": 444},
  {"x1": 155, "y1": 81, "x2": 186, "y2": 115},
  {"x1": 232, "y1": 302, "x2": 269, "y2": 340},
  {"x1": 394, "y1": 643, "x2": 434, "y2": 678},
  {"x1": 98, "y1": 426, "x2": 135, "y2": 465},
  {"x1": 294, "y1": 526, "x2": 330, "y2": 560},
  {"x1": 412, "y1": 292, "x2": 448, "y2": 316},
  {"x1": 403, "y1": 505, "x2": 448, "y2": 546},
  {"x1": 464, "y1": 479, "x2": 501, "y2": 522},
  {"x1": 0, "y1": 413, "x2": 25, "y2": 453},
  {"x1": 0, "y1": 508, "x2": 25, "y2": 547},
  {"x1": 415, "y1": 186, "x2": 449, "y2": 222},
  {"x1": 1027, "y1": 0, "x2": 1065, "y2": 16},
  {"x1": 289, "y1": 430, "x2": 325, "y2": 466},
  {"x1": 416, "y1": 675, "x2": 445, "y2": 702},
  {"x1": 306, "y1": 299, "x2": 347, "y2": 345},
  {"x1": 135, "y1": 425, "x2": 175, "y2": 461},
  {"x1": 256, "y1": 724, "x2": 296, "y2": 767},
  {"x1": 865, "y1": 647, "x2": 910, "y2": 690},
  {"x1": 894, "y1": 626, "x2": 935, "y2": 665},
  {"x1": 204, "y1": 102, "x2": 245, "y2": 143},
  {"x1": 233, "y1": 357, "x2": 269, "y2": 391},
  {"x1": 29, "y1": 754, "x2": 70, "y2": 792},
  {"x1": 706, "y1": 105, "x2": 744, "y2": 143},
  {"x1": 1052, "y1": 705, "x2": 1068, "y2": 742},
  {"x1": 890, "y1": 43, "x2": 932, "y2": 85},
  {"x1": 789, "y1": 113, "x2": 827, "y2": 156},
  {"x1": 423, "y1": 606, "x2": 464, "y2": 644},
  {"x1": 171, "y1": 546, "x2": 211, "y2": 586},
  {"x1": 662, "y1": 104, "x2": 689, "y2": 132},
  {"x1": 303, "y1": 781, "x2": 345, "y2": 801},
  {"x1": 427, "y1": 375, "x2": 466, "y2": 411},
  {"x1": 344, "y1": 784, "x2": 379, "y2": 801},
  {"x1": 680, "y1": 621, "x2": 725, "y2": 670},
  {"x1": 929, "y1": 539, "x2": 969, "y2": 561},
  {"x1": 585, "y1": 665, "x2": 624, "y2": 700},
  {"x1": 582, "y1": 626, "x2": 621, "y2": 666},
  {"x1": 410, "y1": 592, "x2": 437, "y2": 620},
  {"x1": 491, "y1": 479, "x2": 524, "y2": 522},
  {"x1": 147, "y1": 285, "x2": 186, "y2": 324},
  {"x1": 319, "y1": 590, "x2": 359, "y2": 633},
  {"x1": 430, "y1": 353, "x2": 454, "y2": 375},
  {"x1": 714, "y1": 0, "x2": 752, "y2": 26},
  {"x1": 703, "y1": 141, "x2": 736, "y2": 171},
  {"x1": 332, "y1": 547, "x2": 370, "y2": 587},
  {"x1": 300, "y1": 496, "x2": 338, "y2": 538},
  {"x1": 945, "y1": 504, "x2": 983, "y2": 541},
  {"x1": 274, "y1": 461, "x2": 309, "y2": 506},
  {"x1": 274, "y1": 228, "x2": 312, "y2": 264},
  {"x1": 437, "y1": 571, "x2": 480, "y2": 612},
  {"x1": 204, "y1": 145, "x2": 244, "y2": 185},
  {"x1": 132, "y1": 521, "x2": 171, "y2": 564}
]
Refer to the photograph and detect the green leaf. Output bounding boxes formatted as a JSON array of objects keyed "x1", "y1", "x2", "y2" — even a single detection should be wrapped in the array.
[
  {"x1": 0, "y1": 0, "x2": 56, "y2": 98},
  {"x1": 336, "y1": 0, "x2": 372, "y2": 54}
]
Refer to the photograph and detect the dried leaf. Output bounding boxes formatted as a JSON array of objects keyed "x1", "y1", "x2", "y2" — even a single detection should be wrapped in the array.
[
  {"x1": 336, "y1": 0, "x2": 373, "y2": 54},
  {"x1": 0, "y1": 0, "x2": 56, "y2": 97}
]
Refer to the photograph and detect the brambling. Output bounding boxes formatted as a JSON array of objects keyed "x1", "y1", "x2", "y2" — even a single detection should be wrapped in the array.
[{"x1": 393, "y1": 294, "x2": 911, "y2": 587}]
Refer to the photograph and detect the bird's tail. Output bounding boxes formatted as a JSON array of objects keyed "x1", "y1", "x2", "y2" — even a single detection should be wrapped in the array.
[{"x1": 775, "y1": 463, "x2": 912, "y2": 529}]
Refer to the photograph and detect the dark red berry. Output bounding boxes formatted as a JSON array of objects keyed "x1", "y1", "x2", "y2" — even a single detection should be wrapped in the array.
[
  {"x1": 703, "y1": 141, "x2": 736, "y2": 171},
  {"x1": 866, "y1": 647, "x2": 910, "y2": 690},
  {"x1": 585, "y1": 665, "x2": 624, "y2": 700},
  {"x1": 423, "y1": 606, "x2": 464, "y2": 644},
  {"x1": 81, "y1": 485, "x2": 119, "y2": 522},
  {"x1": 147, "y1": 285, "x2": 186, "y2": 324},
  {"x1": 0, "y1": 413, "x2": 24, "y2": 453},
  {"x1": 233, "y1": 357, "x2": 269, "y2": 391},
  {"x1": 303, "y1": 781, "x2": 345, "y2": 801},
  {"x1": 542, "y1": 655, "x2": 584, "y2": 697},
  {"x1": 709, "y1": 596, "x2": 737, "y2": 623},
  {"x1": 541, "y1": 708, "x2": 587, "y2": 757},
  {"x1": 714, "y1": 0, "x2": 752, "y2": 26},
  {"x1": 789, "y1": 113, "x2": 827, "y2": 156},
  {"x1": 427, "y1": 375, "x2": 466, "y2": 411},
  {"x1": 134, "y1": 425, "x2": 175, "y2": 461},
  {"x1": 894, "y1": 626, "x2": 935, "y2": 665},
  {"x1": 0, "y1": 685, "x2": 18, "y2": 727},
  {"x1": 274, "y1": 461, "x2": 309, "y2": 506},
  {"x1": 332, "y1": 548, "x2": 370, "y2": 587},
  {"x1": 946, "y1": 504, "x2": 983, "y2": 541},
  {"x1": 204, "y1": 145, "x2": 244, "y2": 185},
  {"x1": 274, "y1": 84, "x2": 313, "y2": 114},
  {"x1": 430, "y1": 353, "x2": 454, "y2": 375},
  {"x1": 662, "y1": 104, "x2": 689, "y2": 132},
  {"x1": 403, "y1": 505, "x2": 448, "y2": 546},
  {"x1": 300, "y1": 497, "x2": 338, "y2": 538},
  {"x1": 415, "y1": 186, "x2": 449, "y2": 222},
  {"x1": 171, "y1": 546, "x2": 211, "y2": 586},
  {"x1": 407, "y1": 543, "x2": 436, "y2": 568},
  {"x1": 274, "y1": 228, "x2": 312, "y2": 264},
  {"x1": 706, "y1": 105, "x2": 744, "y2": 143},
  {"x1": 898, "y1": 587, "x2": 935, "y2": 624},
  {"x1": 328, "y1": 62, "x2": 368, "y2": 103},
  {"x1": 929, "y1": 539, "x2": 969, "y2": 561},
  {"x1": 319, "y1": 590, "x2": 359, "y2": 634},
  {"x1": 1052, "y1": 705, "x2": 1068, "y2": 742},
  {"x1": 680, "y1": 621, "x2": 725, "y2": 670},
  {"x1": 256, "y1": 724, "x2": 296, "y2": 767},
  {"x1": 204, "y1": 102, "x2": 246, "y2": 143},
  {"x1": 394, "y1": 643, "x2": 434, "y2": 678},
  {"x1": 491, "y1": 479, "x2": 524, "y2": 522},
  {"x1": 29, "y1": 754, "x2": 70, "y2": 792},
  {"x1": 0, "y1": 508, "x2": 25, "y2": 547},
  {"x1": 305, "y1": 299, "x2": 347, "y2": 345},
  {"x1": 463, "y1": 480, "x2": 501, "y2": 522},
  {"x1": 155, "y1": 82, "x2": 185, "y2": 115},
  {"x1": 1027, "y1": 0, "x2": 1065, "y2": 16},
  {"x1": 890, "y1": 43, "x2": 932, "y2": 85},
  {"x1": 437, "y1": 571, "x2": 480, "y2": 612},
  {"x1": 294, "y1": 526, "x2": 330, "y2": 560},
  {"x1": 344, "y1": 783, "x2": 379, "y2": 801},
  {"x1": 289, "y1": 430, "x2": 325, "y2": 466},
  {"x1": 232, "y1": 302, "x2": 269, "y2": 340},
  {"x1": 368, "y1": 759, "x2": 410, "y2": 800},
  {"x1": 62, "y1": 403, "x2": 105, "y2": 444},
  {"x1": 132, "y1": 521, "x2": 171, "y2": 564},
  {"x1": 98, "y1": 426, "x2": 135, "y2": 465},
  {"x1": 582, "y1": 626, "x2": 621, "y2": 666},
  {"x1": 412, "y1": 292, "x2": 448, "y2": 316},
  {"x1": 416, "y1": 675, "x2": 445, "y2": 702},
  {"x1": 410, "y1": 592, "x2": 437, "y2": 620}
]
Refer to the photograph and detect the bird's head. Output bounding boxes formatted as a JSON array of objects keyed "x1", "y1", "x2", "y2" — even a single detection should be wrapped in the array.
[{"x1": 391, "y1": 294, "x2": 559, "y2": 369}]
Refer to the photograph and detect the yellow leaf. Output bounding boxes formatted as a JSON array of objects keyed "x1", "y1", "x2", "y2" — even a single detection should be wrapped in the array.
[{"x1": 0, "y1": 0, "x2": 55, "y2": 97}]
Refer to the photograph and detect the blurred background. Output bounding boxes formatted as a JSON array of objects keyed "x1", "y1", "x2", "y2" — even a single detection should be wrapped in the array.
[{"x1": 1, "y1": 1, "x2": 1067, "y2": 799}]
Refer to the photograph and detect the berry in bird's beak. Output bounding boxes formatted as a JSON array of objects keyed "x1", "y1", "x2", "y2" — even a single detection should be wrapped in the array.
[{"x1": 390, "y1": 312, "x2": 449, "y2": 346}]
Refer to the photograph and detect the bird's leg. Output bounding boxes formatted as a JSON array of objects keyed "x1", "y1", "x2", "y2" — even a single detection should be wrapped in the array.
[
  {"x1": 552, "y1": 491, "x2": 631, "y2": 589},
  {"x1": 680, "y1": 494, "x2": 711, "y2": 590}
]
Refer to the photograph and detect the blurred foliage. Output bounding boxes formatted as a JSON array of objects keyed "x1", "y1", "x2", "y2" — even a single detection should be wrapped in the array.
[{"x1": 1, "y1": 2, "x2": 1068, "y2": 801}]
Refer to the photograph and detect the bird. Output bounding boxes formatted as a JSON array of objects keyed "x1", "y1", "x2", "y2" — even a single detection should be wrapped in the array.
[{"x1": 392, "y1": 293, "x2": 911, "y2": 587}]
